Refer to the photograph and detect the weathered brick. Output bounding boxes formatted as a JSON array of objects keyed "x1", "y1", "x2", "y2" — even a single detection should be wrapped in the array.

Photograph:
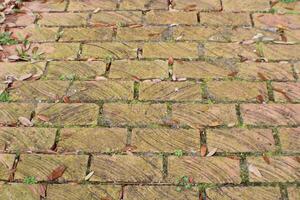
[
  {"x1": 81, "y1": 42, "x2": 139, "y2": 59},
  {"x1": 172, "y1": 104, "x2": 238, "y2": 128},
  {"x1": 15, "y1": 154, "x2": 88, "y2": 181},
  {"x1": 139, "y1": 81, "x2": 201, "y2": 101},
  {"x1": 288, "y1": 187, "x2": 300, "y2": 200},
  {"x1": 172, "y1": 0, "x2": 221, "y2": 11},
  {"x1": 272, "y1": 1, "x2": 300, "y2": 13},
  {"x1": 0, "y1": 127, "x2": 56, "y2": 152},
  {"x1": 0, "y1": 184, "x2": 40, "y2": 200},
  {"x1": 47, "y1": 184, "x2": 122, "y2": 200},
  {"x1": 200, "y1": 13, "x2": 251, "y2": 27},
  {"x1": 0, "y1": 62, "x2": 46, "y2": 81},
  {"x1": 124, "y1": 186, "x2": 199, "y2": 200},
  {"x1": 148, "y1": 0, "x2": 168, "y2": 9},
  {"x1": 278, "y1": 128, "x2": 300, "y2": 153},
  {"x1": 261, "y1": 44, "x2": 300, "y2": 60},
  {"x1": 90, "y1": 11, "x2": 142, "y2": 26},
  {"x1": 58, "y1": 128, "x2": 127, "y2": 153},
  {"x1": 206, "y1": 186, "x2": 281, "y2": 200},
  {"x1": 247, "y1": 156, "x2": 300, "y2": 182},
  {"x1": 116, "y1": 26, "x2": 169, "y2": 41},
  {"x1": 173, "y1": 60, "x2": 233, "y2": 80},
  {"x1": 222, "y1": 0, "x2": 270, "y2": 12},
  {"x1": 201, "y1": 43, "x2": 257, "y2": 59},
  {"x1": 284, "y1": 29, "x2": 300, "y2": 43},
  {"x1": 32, "y1": 43, "x2": 80, "y2": 60},
  {"x1": 35, "y1": 103, "x2": 99, "y2": 126},
  {"x1": 38, "y1": 13, "x2": 88, "y2": 26},
  {"x1": 67, "y1": 81, "x2": 134, "y2": 101},
  {"x1": 0, "y1": 154, "x2": 15, "y2": 180},
  {"x1": 168, "y1": 156, "x2": 241, "y2": 183},
  {"x1": 206, "y1": 128, "x2": 275, "y2": 152},
  {"x1": 207, "y1": 81, "x2": 268, "y2": 102},
  {"x1": 6, "y1": 13, "x2": 35, "y2": 27},
  {"x1": 143, "y1": 42, "x2": 199, "y2": 59},
  {"x1": 23, "y1": 0, "x2": 67, "y2": 11},
  {"x1": 236, "y1": 62, "x2": 294, "y2": 81},
  {"x1": 241, "y1": 104, "x2": 300, "y2": 126},
  {"x1": 131, "y1": 128, "x2": 200, "y2": 152},
  {"x1": 273, "y1": 82, "x2": 300, "y2": 102},
  {"x1": 90, "y1": 155, "x2": 163, "y2": 182},
  {"x1": 109, "y1": 60, "x2": 168, "y2": 79},
  {"x1": 103, "y1": 103, "x2": 167, "y2": 126},
  {"x1": 11, "y1": 26, "x2": 58, "y2": 42},
  {"x1": 68, "y1": 0, "x2": 117, "y2": 11},
  {"x1": 60, "y1": 27, "x2": 113, "y2": 42},
  {"x1": 253, "y1": 14, "x2": 300, "y2": 30},
  {"x1": 0, "y1": 103, "x2": 34, "y2": 126},
  {"x1": 46, "y1": 61, "x2": 106, "y2": 80},
  {"x1": 9, "y1": 81, "x2": 70, "y2": 101},
  {"x1": 119, "y1": 0, "x2": 148, "y2": 10},
  {"x1": 146, "y1": 11, "x2": 198, "y2": 25}
]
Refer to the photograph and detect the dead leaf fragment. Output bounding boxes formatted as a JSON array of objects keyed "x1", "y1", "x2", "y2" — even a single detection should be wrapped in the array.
[
  {"x1": 85, "y1": 171, "x2": 94, "y2": 181},
  {"x1": 256, "y1": 95, "x2": 264, "y2": 104},
  {"x1": 206, "y1": 148, "x2": 218, "y2": 157},
  {"x1": 248, "y1": 164, "x2": 262, "y2": 178},
  {"x1": 18, "y1": 116, "x2": 33, "y2": 127},
  {"x1": 47, "y1": 165, "x2": 66, "y2": 181},
  {"x1": 263, "y1": 155, "x2": 271, "y2": 164},
  {"x1": 168, "y1": 56, "x2": 174, "y2": 66},
  {"x1": 200, "y1": 144, "x2": 207, "y2": 157},
  {"x1": 18, "y1": 73, "x2": 32, "y2": 81},
  {"x1": 36, "y1": 114, "x2": 50, "y2": 122},
  {"x1": 63, "y1": 96, "x2": 70, "y2": 103}
]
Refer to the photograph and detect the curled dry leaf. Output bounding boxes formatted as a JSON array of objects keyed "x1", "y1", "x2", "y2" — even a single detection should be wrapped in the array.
[
  {"x1": 200, "y1": 144, "x2": 207, "y2": 157},
  {"x1": 18, "y1": 116, "x2": 33, "y2": 127},
  {"x1": 256, "y1": 95, "x2": 264, "y2": 104},
  {"x1": 248, "y1": 164, "x2": 262, "y2": 178},
  {"x1": 168, "y1": 56, "x2": 174, "y2": 66},
  {"x1": 206, "y1": 148, "x2": 218, "y2": 157},
  {"x1": 85, "y1": 171, "x2": 94, "y2": 181},
  {"x1": 263, "y1": 155, "x2": 271, "y2": 164},
  {"x1": 47, "y1": 165, "x2": 67, "y2": 181},
  {"x1": 63, "y1": 96, "x2": 71, "y2": 103},
  {"x1": 95, "y1": 76, "x2": 107, "y2": 81},
  {"x1": 38, "y1": 184, "x2": 47, "y2": 198},
  {"x1": 36, "y1": 114, "x2": 50, "y2": 122}
]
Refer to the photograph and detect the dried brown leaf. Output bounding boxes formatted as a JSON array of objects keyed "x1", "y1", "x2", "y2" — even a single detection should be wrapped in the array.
[
  {"x1": 200, "y1": 144, "x2": 207, "y2": 157},
  {"x1": 168, "y1": 56, "x2": 174, "y2": 66},
  {"x1": 47, "y1": 165, "x2": 66, "y2": 181},
  {"x1": 256, "y1": 95, "x2": 264, "y2": 104},
  {"x1": 36, "y1": 114, "x2": 50, "y2": 122},
  {"x1": 263, "y1": 155, "x2": 271, "y2": 164},
  {"x1": 63, "y1": 96, "x2": 70, "y2": 103}
]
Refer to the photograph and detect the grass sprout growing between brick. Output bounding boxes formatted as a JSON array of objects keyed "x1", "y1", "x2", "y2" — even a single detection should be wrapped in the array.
[
  {"x1": 23, "y1": 176, "x2": 37, "y2": 185},
  {"x1": 0, "y1": 91, "x2": 10, "y2": 102},
  {"x1": 175, "y1": 176, "x2": 195, "y2": 192},
  {"x1": 0, "y1": 32, "x2": 18, "y2": 45}
]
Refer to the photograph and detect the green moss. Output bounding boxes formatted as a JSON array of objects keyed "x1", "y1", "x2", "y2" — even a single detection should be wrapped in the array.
[{"x1": 0, "y1": 91, "x2": 10, "y2": 102}]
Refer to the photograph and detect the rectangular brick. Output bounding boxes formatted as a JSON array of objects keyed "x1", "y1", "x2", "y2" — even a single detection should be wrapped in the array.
[
  {"x1": 67, "y1": 81, "x2": 134, "y2": 101},
  {"x1": 0, "y1": 103, "x2": 34, "y2": 126},
  {"x1": 247, "y1": 156, "x2": 300, "y2": 182},
  {"x1": 206, "y1": 128, "x2": 275, "y2": 152},
  {"x1": 207, "y1": 81, "x2": 268, "y2": 102},
  {"x1": 119, "y1": 0, "x2": 148, "y2": 10},
  {"x1": 146, "y1": 11, "x2": 198, "y2": 25},
  {"x1": 201, "y1": 43, "x2": 257, "y2": 59},
  {"x1": 38, "y1": 13, "x2": 88, "y2": 26},
  {"x1": 0, "y1": 62, "x2": 45, "y2": 81},
  {"x1": 102, "y1": 103, "x2": 167, "y2": 126},
  {"x1": 0, "y1": 127, "x2": 56, "y2": 152},
  {"x1": 24, "y1": 0, "x2": 67, "y2": 11},
  {"x1": 58, "y1": 128, "x2": 127, "y2": 153},
  {"x1": 171, "y1": 0, "x2": 221, "y2": 11},
  {"x1": 143, "y1": 42, "x2": 199, "y2": 59},
  {"x1": 0, "y1": 154, "x2": 15, "y2": 180},
  {"x1": 109, "y1": 60, "x2": 168, "y2": 79},
  {"x1": 0, "y1": 184, "x2": 40, "y2": 200},
  {"x1": 139, "y1": 81, "x2": 202, "y2": 101},
  {"x1": 6, "y1": 13, "x2": 35, "y2": 27},
  {"x1": 241, "y1": 104, "x2": 300, "y2": 126},
  {"x1": 11, "y1": 26, "x2": 59, "y2": 42},
  {"x1": 200, "y1": 13, "x2": 251, "y2": 27},
  {"x1": 47, "y1": 184, "x2": 122, "y2": 200},
  {"x1": 222, "y1": 0, "x2": 270, "y2": 12},
  {"x1": 168, "y1": 156, "x2": 241, "y2": 183},
  {"x1": 90, "y1": 155, "x2": 163, "y2": 182},
  {"x1": 206, "y1": 186, "x2": 281, "y2": 200},
  {"x1": 236, "y1": 62, "x2": 294, "y2": 81},
  {"x1": 172, "y1": 104, "x2": 238, "y2": 128},
  {"x1": 261, "y1": 44, "x2": 300, "y2": 60},
  {"x1": 35, "y1": 103, "x2": 99, "y2": 126},
  {"x1": 116, "y1": 26, "x2": 169, "y2": 41},
  {"x1": 32, "y1": 43, "x2": 80, "y2": 60},
  {"x1": 253, "y1": 14, "x2": 300, "y2": 30},
  {"x1": 46, "y1": 61, "x2": 106, "y2": 80},
  {"x1": 59, "y1": 28, "x2": 113, "y2": 42},
  {"x1": 15, "y1": 154, "x2": 88, "y2": 181},
  {"x1": 284, "y1": 29, "x2": 300, "y2": 43},
  {"x1": 81, "y1": 42, "x2": 139, "y2": 59},
  {"x1": 90, "y1": 11, "x2": 142, "y2": 26},
  {"x1": 9, "y1": 80, "x2": 70, "y2": 101},
  {"x1": 288, "y1": 187, "x2": 300, "y2": 200},
  {"x1": 131, "y1": 128, "x2": 200, "y2": 152},
  {"x1": 124, "y1": 186, "x2": 199, "y2": 200},
  {"x1": 68, "y1": 0, "x2": 117, "y2": 11},
  {"x1": 278, "y1": 128, "x2": 300, "y2": 153},
  {"x1": 273, "y1": 82, "x2": 300, "y2": 102}
]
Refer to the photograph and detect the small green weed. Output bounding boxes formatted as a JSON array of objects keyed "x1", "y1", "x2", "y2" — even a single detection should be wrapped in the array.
[
  {"x1": 280, "y1": 0, "x2": 297, "y2": 3},
  {"x1": 174, "y1": 149, "x2": 184, "y2": 157},
  {"x1": 0, "y1": 32, "x2": 18, "y2": 45},
  {"x1": 23, "y1": 176, "x2": 37, "y2": 184},
  {"x1": 175, "y1": 176, "x2": 194, "y2": 192},
  {"x1": 0, "y1": 91, "x2": 10, "y2": 102}
]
